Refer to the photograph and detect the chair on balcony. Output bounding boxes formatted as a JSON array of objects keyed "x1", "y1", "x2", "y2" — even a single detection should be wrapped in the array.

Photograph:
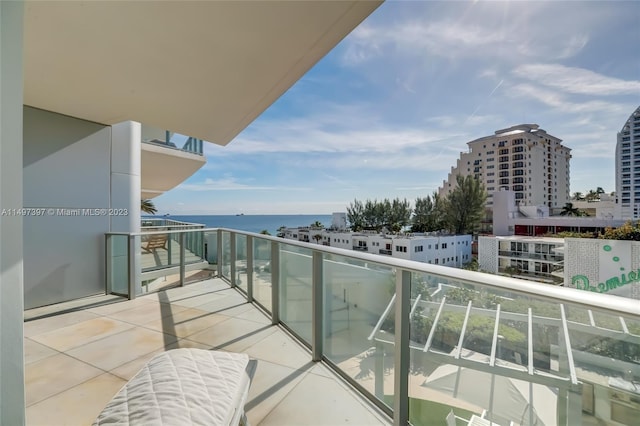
[{"x1": 142, "y1": 233, "x2": 168, "y2": 253}]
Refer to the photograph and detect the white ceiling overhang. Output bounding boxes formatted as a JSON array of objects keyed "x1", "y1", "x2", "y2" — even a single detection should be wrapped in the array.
[{"x1": 24, "y1": 1, "x2": 382, "y2": 145}]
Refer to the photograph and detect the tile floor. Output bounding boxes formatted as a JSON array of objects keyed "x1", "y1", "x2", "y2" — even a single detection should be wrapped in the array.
[{"x1": 24, "y1": 279, "x2": 390, "y2": 426}]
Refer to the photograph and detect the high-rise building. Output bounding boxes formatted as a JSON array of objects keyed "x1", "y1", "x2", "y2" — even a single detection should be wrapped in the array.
[
  {"x1": 439, "y1": 124, "x2": 571, "y2": 212},
  {"x1": 615, "y1": 105, "x2": 640, "y2": 220}
]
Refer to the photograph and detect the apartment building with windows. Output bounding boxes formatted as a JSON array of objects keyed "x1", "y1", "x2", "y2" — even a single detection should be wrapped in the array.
[
  {"x1": 279, "y1": 228, "x2": 473, "y2": 267},
  {"x1": 615, "y1": 105, "x2": 640, "y2": 220},
  {"x1": 439, "y1": 124, "x2": 571, "y2": 213},
  {"x1": 478, "y1": 235, "x2": 565, "y2": 285}
]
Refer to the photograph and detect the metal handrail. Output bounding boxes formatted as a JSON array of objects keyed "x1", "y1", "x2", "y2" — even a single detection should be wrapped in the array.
[{"x1": 105, "y1": 227, "x2": 640, "y2": 317}]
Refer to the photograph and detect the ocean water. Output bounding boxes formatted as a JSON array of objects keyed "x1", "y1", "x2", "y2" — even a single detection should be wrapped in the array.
[{"x1": 164, "y1": 214, "x2": 333, "y2": 236}]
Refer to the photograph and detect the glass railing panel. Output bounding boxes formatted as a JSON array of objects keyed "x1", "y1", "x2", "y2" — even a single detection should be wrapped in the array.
[
  {"x1": 323, "y1": 253, "x2": 396, "y2": 410},
  {"x1": 140, "y1": 230, "x2": 212, "y2": 294},
  {"x1": 279, "y1": 243, "x2": 313, "y2": 343},
  {"x1": 253, "y1": 237, "x2": 272, "y2": 313},
  {"x1": 408, "y1": 272, "x2": 487, "y2": 424},
  {"x1": 205, "y1": 231, "x2": 218, "y2": 266},
  {"x1": 140, "y1": 232, "x2": 180, "y2": 272},
  {"x1": 221, "y1": 231, "x2": 231, "y2": 280},
  {"x1": 236, "y1": 234, "x2": 248, "y2": 293},
  {"x1": 564, "y1": 307, "x2": 640, "y2": 426},
  {"x1": 107, "y1": 234, "x2": 129, "y2": 296}
]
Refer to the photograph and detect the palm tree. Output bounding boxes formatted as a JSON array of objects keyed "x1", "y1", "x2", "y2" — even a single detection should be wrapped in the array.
[
  {"x1": 141, "y1": 199, "x2": 157, "y2": 215},
  {"x1": 559, "y1": 202, "x2": 580, "y2": 216},
  {"x1": 310, "y1": 220, "x2": 324, "y2": 229},
  {"x1": 572, "y1": 192, "x2": 584, "y2": 201},
  {"x1": 312, "y1": 234, "x2": 322, "y2": 244},
  {"x1": 585, "y1": 190, "x2": 599, "y2": 202},
  {"x1": 259, "y1": 229, "x2": 271, "y2": 236}
]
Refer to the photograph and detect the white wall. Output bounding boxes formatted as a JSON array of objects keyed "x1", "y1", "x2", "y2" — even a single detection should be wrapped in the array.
[
  {"x1": 0, "y1": 1, "x2": 26, "y2": 423},
  {"x1": 22, "y1": 110, "x2": 141, "y2": 308},
  {"x1": 565, "y1": 238, "x2": 640, "y2": 299},
  {"x1": 23, "y1": 107, "x2": 112, "y2": 308}
]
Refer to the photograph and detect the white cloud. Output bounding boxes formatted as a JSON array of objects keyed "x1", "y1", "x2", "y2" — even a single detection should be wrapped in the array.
[
  {"x1": 508, "y1": 83, "x2": 630, "y2": 114},
  {"x1": 341, "y1": 4, "x2": 591, "y2": 66},
  {"x1": 513, "y1": 64, "x2": 640, "y2": 96},
  {"x1": 179, "y1": 177, "x2": 308, "y2": 192}
]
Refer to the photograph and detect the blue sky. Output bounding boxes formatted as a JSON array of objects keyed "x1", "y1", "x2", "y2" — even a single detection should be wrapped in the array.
[{"x1": 156, "y1": 0, "x2": 640, "y2": 215}]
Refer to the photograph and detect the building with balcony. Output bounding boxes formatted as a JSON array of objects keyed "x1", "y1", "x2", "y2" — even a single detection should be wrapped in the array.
[
  {"x1": 439, "y1": 124, "x2": 571, "y2": 213},
  {"x1": 478, "y1": 236, "x2": 565, "y2": 285},
  {"x1": 478, "y1": 234, "x2": 640, "y2": 300},
  {"x1": 1, "y1": 1, "x2": 383, "y2": 423},
  {"x1": 140, "y1": 126, "x2": 206, "y2": 200},
  {"x1": 3, "y1": 2, "x2": 640, "y2": 425},
  {"x1": 492, "y1": 189, "x2": 626, "y2": 237},
  {"x1": 279, "y1": 228, "x2": 473, "y2": 267},
  {"x1": 615, "y1": 105, "x2": 640, "y2": 220}
]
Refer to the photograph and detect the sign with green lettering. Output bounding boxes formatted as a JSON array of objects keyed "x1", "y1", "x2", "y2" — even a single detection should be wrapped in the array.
[{"x1": 571, "y1": 241, "x2": 635, "y2": 293}]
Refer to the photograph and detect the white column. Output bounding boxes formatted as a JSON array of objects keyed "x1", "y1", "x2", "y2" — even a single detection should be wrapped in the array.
[
  {"x1": 0, "y1": 1, "x2": 26, "y2": 424},
  {"x1": 111, "y1": 122, "x2": 142, "y2": 295}
]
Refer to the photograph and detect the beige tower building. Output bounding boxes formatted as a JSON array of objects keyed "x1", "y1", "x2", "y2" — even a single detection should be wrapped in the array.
[{"x1": 439, "y1": 124, "x2": 571, "y2": 213}]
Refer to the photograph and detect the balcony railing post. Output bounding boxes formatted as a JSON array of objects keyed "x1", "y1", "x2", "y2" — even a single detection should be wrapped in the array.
[
  {"x1": 127, "y1": 235, "x2": 136, "y2": 300},
  {"x1": 179, "y1": 232, "x2": 185, "y2": 287},
  {"x1": 312, "y1": 250, "x2": 323, "y2": 362},
  {"x1": 217, "y1": 229, "x2": 222, "y2": 277},
  {"x1": 105, "y1": 235, "x2": 111, "y2": 295},
  {"x1": 271, "y1": 241, "x2": 280, "y2": 325},
  {"x1": 247, "y1": 235, "x2": 254, "y2": 303},
  {"x1": 230, "y1": 232, "x2": 237, "y2": 287},
  {"x1": 393, "y1": 269, "x2": 410, "y2": 426}
]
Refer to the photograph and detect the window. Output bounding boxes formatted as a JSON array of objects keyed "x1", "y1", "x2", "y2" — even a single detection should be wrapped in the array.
[
  {"x1": 442, "y1": 243, "x2": 447, "y2": 249},
  {"x1": 435, "y1": 244, "x2": 439, "y2": 250},
  {"x1": 414, "y1": 245, "x2": 423, "y2": 253}
]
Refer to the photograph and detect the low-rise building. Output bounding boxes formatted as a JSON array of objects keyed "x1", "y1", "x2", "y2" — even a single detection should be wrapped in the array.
[
  {"x1": 479, "y1": 235, "x2": 565, "y2": 285},
  {"x1": 280, "y1": 226, "x2": 473, "y2": 267},
  {"x1": 492, "y1": 189, "x2": 626, "y2": 237},
  {"x1": 479, "y1": 234, "x2": 640, "y2": 299}
]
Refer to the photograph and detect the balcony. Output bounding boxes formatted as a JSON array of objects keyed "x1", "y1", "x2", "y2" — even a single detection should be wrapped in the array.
[
  {"x1": 24, "y1": 280, "x2": 387, "y2": 425},
  {"x1": 27, "y1": 228, "x2": 640, "y2": 425},
  {"x1": 141, "y1": 133, "x2": 206, "y2": 199}
]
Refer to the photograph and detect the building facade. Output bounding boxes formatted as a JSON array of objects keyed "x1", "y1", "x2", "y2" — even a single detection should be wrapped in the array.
[
  {"x1": 615, "y1": 105, "x2": 640, "y2": 220},
  {"x1": 479, "y1": 235, "x2": 640, "y2": 300},
  {"x1": 478, "y1": 236, "x2": 565, "y2": 285},
  {"x1": 280, "y1": 228, "x2": 473, "y2": 267},
  {"x1": 439, "y1": 124, "x2": 571, "y2": 212}
]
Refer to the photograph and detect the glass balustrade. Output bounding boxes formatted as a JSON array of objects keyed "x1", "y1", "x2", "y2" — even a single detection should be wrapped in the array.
[{"x1": 105, "y1": 228, "x2": 640, "y2": 426}]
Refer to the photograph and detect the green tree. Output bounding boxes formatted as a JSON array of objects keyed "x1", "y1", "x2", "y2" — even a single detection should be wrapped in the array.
[
  {"x1": 310, "y1": 220, "x2": 324, "y2": 229},
  {"x1": 312, "y1": 233, "x2": 323, "y2": 244},
  {"x1": 585, "y1": 189, "x2": 599, "y2": 201},
  {"x1": 346, "y1": 199, "x2": 364, "y2": 231},
  {"x1": 259, "y1": 229, "x2": 271, "y2": 235},
  {"x1": 141, "y1": 199, "x2": 157, "y2": 215},
  {"x1": 443, "y1": 175, "x2": 487, "y2": 234},
  {"x1": 388, "y1": 197, "x2": 412, "y2": 232},
  {"x1": 412, "y1": 192, "x2": 446, "y2": 232},
  {"x1": 559, "y1": 202, "x2": 580, "y2": 216},
  {"x1": 572, "y1": 191, "x2": 584, "y2": 201},
  {"x1": 600, "y1": 221, "x2": 640, "y2": 240}
]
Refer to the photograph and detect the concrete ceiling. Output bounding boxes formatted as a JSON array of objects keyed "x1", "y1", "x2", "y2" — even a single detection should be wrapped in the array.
[{"x1": 24, "y1": 1, "x2": 382, "y2": 146}]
